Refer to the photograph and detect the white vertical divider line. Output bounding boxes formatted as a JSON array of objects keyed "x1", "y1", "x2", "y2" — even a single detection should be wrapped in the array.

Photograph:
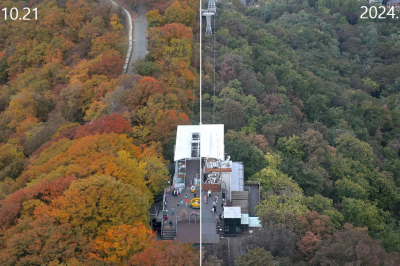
[{"x1": 199, "y1": 0, "x2": 202, "y2": 264}]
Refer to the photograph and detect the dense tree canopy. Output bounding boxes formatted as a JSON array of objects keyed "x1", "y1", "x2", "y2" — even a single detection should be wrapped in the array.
[{"x1": 203, "y1": 0, "x2": 400, "y2": 264}]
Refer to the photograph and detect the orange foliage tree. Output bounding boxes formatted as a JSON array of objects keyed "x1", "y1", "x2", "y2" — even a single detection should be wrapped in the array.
[
  {"x1": 0, "y1": 215, "x2": 90, "y2": 265},
  {"x1": 89, "y1": 32, "x2": 122, "y2": 58},
  {"x1": 147, "y1": 109, "x2": 191, "y2": 143},
  {"x1": 14, "y1": 133, "x2": 168, "y2": 197},
  {"x1": 50, "y1": 175, "x2": 151, "y2": 237},
  {"x1": 90, "y1": 223, "x2": 156, "y2": 263}
]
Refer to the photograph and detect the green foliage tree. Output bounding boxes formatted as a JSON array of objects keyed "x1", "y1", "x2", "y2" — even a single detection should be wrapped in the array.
[
  {"x1": 225, "y1": 139, "x2": 268, "y2": 179},
  {"x1": 342, "y1": 198, "x2": 389, "y2": 232},
  {"x1": 235, "y1": 248, "x2": 275, "y2": 266},
  {"x1": 335, "y1": 133, "x2": 377, "y2": 169},
  {"x1": 276, "y1": 135, "x2": 306, "y2": 160}
]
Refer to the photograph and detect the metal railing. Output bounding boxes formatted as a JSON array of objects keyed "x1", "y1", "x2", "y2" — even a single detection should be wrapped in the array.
[
  {"x1": 161, "y1": 188, "x2": 166, "y2": 237},
  {"x1": 102, "y1": 0, "x2": 133, "y2": 75},
  {"x1": 177, "y1": 215, "x2": 200, "y2": 225}
]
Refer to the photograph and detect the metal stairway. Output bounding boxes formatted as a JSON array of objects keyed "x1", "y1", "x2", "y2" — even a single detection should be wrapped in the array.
[{"x1": 162, "y1": 227, "x2": 176, "y2": 240}]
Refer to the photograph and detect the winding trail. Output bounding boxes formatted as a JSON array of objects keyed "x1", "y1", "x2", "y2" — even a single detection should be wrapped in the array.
[{"x1": 128, "y1": 5, "x2": 148, "y2": 75}]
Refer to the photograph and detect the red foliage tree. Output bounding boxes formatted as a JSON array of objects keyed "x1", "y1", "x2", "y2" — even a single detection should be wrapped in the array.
[
  {"x1": 124, "y1": 77, "x2": 166, "y2": 107},
  {"x1": 219, "y1": 61, "x2": 237, "y2": 83},
  {"x1": 0, "y1": 176, "x2": 76, "y2": 229},
  {"x1": 6, "y1": 176, "x2": 77, "y2": 205},
  {"x1": 90, "y1": 55, "x2": 124, "y2": 79},
  {"x1": 260, "y1": 93, "x2": 286, "y2": 115},
  {"x1": 74, "y1": 114, "x2": 131, "y2": 139},
  {"x1": 296, "y1": 211, "x2": 333, "y2": 263},
  {"x1": 0, "y1": 202, "x2": 21, "y2": 231}
]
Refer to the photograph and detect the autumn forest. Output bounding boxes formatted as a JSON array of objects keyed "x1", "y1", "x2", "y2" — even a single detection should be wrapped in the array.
[{"x1": 0, "y1": 0, "x2": 199, "y2": 264}]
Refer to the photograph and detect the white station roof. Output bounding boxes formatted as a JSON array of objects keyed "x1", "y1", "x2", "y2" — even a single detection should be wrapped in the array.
[
  {"x1": 224, "y1": 207, "x2": 241, "y2": 219},
  {"x1": 174, "y1": 124, "x2": 224, "y2": 161}
]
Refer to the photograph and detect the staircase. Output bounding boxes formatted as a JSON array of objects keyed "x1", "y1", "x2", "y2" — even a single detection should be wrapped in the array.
[
  {"x1": 162, "y1": 227, "x2": 176, "y2": 240},
  {"x1": 216, "y1": 219, "x2": 224, "y2": 236},
  {"x1": 231, "y1": 191, "x2": 249, "y2": 214}
]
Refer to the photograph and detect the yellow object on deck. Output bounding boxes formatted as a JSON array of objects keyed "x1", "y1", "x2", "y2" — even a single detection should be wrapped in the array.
[{"x1": 190, "y1": 198, "x2": 200, "y2": 208}]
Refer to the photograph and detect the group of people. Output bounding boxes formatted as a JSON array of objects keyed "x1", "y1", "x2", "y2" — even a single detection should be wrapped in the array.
[
  {"x1": 163, "y1": 216, "x2": 174, "y2": 229},
  {"x1": 172, "y1": 187, "x2": 182, "y2": 196},
  {"x1": 211, "y1": 197, "x2": 225, "y2": 213},
  {"x1": 164, "y1": 190, "x2": 192, "y2": 225},
  {"x1": 204, "y1": 190, "x2": 226, "y2": 214},
  {"x1": 178, "y1": 194, "x2": 190, "y2": 207}
]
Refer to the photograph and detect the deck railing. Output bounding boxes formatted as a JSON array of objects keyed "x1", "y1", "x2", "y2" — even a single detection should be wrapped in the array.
[{"x1": 161, "y1": 188, "x2": 166, "y2": 236}]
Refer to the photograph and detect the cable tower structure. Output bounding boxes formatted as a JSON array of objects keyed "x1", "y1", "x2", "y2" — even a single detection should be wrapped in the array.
[
  {"x1": 208, "y1": 0, "x2": 216, "y2": 12},
  {"x1": 204, "y1": 13, "x2": 214, "y2": 35},
  {"x1": 201, "y1": 0, "x2": 217, "y2": 123},
  {"x1": 202, "y1": 0, "x2": 216, "y2": 36}
]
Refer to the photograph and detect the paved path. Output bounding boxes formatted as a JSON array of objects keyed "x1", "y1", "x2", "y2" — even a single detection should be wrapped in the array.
[
  {"x1": 201, "y1": 190, "x2": 222, "y2": 243},
  {"x1": 244, "y1": 184, "x2": 259, "y2": 217},
  {"x1": 128, "y1": 5, "x2": 148, "y2": 74},
  {"x1": 229, "y1": 236, "x2": 241, "y2": 265}
]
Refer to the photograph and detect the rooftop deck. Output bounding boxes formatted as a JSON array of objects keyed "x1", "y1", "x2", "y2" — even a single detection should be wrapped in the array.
[
  {"x1": 176, "y1": 221, "x2": 200, "y2": 243},
  {"x1": 162, "y1": 186, "x2": 200, "y2": 243}
]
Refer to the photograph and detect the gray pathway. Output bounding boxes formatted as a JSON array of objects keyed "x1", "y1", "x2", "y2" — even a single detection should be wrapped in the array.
[
  {"x1": 244, "y1": 184, "x2": 259, "y2": 217},
  {"x1": 128, "y1": 5, "x2": 148, "y2": 74},
  {"x1": 201, "y1": 190, "x2": 222, "y2": 243},
  {"x1": 229, "y1": 236, "x2": 241, "y2": 266}
]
